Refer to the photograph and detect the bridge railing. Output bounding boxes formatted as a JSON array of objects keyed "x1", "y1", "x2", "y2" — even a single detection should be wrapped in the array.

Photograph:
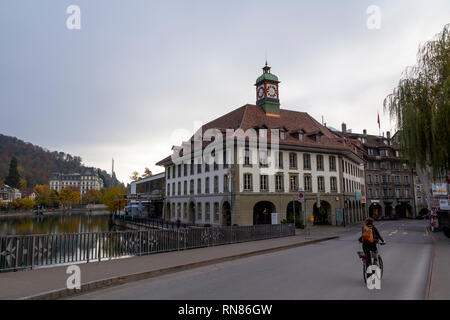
[
  {"x1": 114, "y1": 215, "x2": 202, "y2": 229},
  {"x1": 0, "y1": 224, "x2": 294, "y2": 272}
]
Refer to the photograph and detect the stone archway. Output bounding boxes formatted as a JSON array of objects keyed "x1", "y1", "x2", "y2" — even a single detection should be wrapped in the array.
[
  {"x1": 352, "y1": 201, "x2": 356, "y2": 223},
  {"x1": 166, "y1": 203, "x2": 171, "y2": 220},
  {"x1": 189, "y1": 202, "x2": 196, "y2": 223},
  {"x1": 419, "y1": 208, "x2": 429, "y2": 217},
  {"x1": 286, "y1": 201, "x2": 302, "y2": 222},
  {"x1": 253, "y1": 201, "x2": 275, "y2": 225},
  {"x1": 369, "y1": 203, "x2": 382, "y2": 219},
  {"x1": 396, "y1": 203, "x2": 413, "y2": 219},
  {"x1": 313, "y1": 201, "x2": 331, "y2": 225},
  {"x1": 222, "y1": 201, "x2": 231, "y2": 226},
  {"x1": 385, "y1": 204, "x2": 393, "y2": 218}
]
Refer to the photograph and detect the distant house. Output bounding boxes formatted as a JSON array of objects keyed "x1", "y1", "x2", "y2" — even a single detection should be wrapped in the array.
[
  {"x1": 49, "y1": 167, "x2": 104, "y2": 197},
  {"x1": 0, "y1": 184, "x2": 22, "y2": 203},
  {"x1": 21, "y1": 189, "x2": 37, "y2": 201}
]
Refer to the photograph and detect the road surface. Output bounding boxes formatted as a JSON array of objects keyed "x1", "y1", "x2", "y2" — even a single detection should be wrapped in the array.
[{"x1": 72, "y1": 220, "x2": 433, "y2": 300}]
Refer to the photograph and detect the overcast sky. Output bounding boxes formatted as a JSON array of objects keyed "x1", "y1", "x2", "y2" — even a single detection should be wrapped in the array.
[{"x1": 1, "y1": 0, "x2": 449, "y2": 184}]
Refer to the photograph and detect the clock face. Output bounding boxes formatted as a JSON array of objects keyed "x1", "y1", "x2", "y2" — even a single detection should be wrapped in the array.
[
  {"x1": 257, "y1": 86, "x2": 265, "y2": 100},
  {"x1": 267, "y1": 84, "x2": 278, "y2": 98}
]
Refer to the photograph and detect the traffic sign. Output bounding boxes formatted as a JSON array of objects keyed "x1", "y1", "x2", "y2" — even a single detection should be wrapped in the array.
[{"x1": 298, "y1": 191, "x2": 305, "y2": 201}]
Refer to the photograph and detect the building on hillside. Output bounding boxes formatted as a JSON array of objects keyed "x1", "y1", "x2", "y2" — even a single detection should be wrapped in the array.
[
  {"x1": 128, "y1": 172, "x2": 165, "y2": 218},
  {"x1": 49, "y1": 167, "x2": 103, "y2": 197},
  {"x1": 156, "y1": 64, "x2": 366, "y2": 226},
  {"x1": 0, "y1": 184, "x2": 22, "y2": 203},
  {"x1": 21, "y1": 189, "x2": 37, "y2": 201},
  {"x1": 332, "y1": 127, "x2": 416, "y2": 219}
]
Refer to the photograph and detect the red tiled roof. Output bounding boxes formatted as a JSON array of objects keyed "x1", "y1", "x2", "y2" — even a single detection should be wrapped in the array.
[{"x1": 156, "y1": 104, "x2": 358, "y2": 166}]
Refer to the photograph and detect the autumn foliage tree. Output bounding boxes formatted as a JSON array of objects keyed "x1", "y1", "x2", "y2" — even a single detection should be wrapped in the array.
[
  {"x1": 101, "y1": 186, "x2": 126, "y2": 213},
  {"x1": 59, "y1": 186, "x2": 81, "y2": 210},
  {"x1": 35, "y1": 184, "x2": 60, "y2": 208},
  {"x1": 83, "y1": 189, "x2": 101, "y2": 204}
]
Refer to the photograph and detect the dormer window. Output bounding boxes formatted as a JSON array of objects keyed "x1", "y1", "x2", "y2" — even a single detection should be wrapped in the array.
[
  {"x1": 299, "y1": 134, "x2": 303, "y2": 142},
  {"x1": 259, "y1": 129, "x2": 266, "y2": 138},
  {"x1": 280, "y1": 131, "x2": 285, "y2": 140}
]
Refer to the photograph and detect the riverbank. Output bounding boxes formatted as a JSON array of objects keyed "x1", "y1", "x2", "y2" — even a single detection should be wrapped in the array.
[{"x1": 0, "y1": 208, "x2": 110, "y2": 218}]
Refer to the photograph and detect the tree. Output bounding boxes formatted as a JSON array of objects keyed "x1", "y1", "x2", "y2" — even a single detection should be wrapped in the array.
[
  {"x1": 83, "y1": 189, "x2": 101, "y2": 204},
  {"x1": 130, "y1": 171, "x2": 140, "y2": 181},
  {"x1": 101, "y1": 186, "x2": 126, "y2": 213},
  {"x1": 17, "y1": 198, "x2": 35, "y2": 210},
  {"x1": 59, "y1": 186, "x2": 81, "y2": 210},
  {"x1": 384, "y1": 24, "x2": 450, "y2": 211},
  {"x1": 142, "y1": 168, "x2": 152, "y2": 178},
  {"x1": 5, "y1": 157, "x2": 21, "y2": 188},
  {"x1": 35, "y1": 184, "x2": 52, "y2": 207}
]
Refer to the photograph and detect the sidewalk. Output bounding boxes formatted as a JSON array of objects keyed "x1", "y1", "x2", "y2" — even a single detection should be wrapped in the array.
[
  {"x1": 0, "y1": 231, "x2": 339, "y2": 300},
  {"x1": 428, "y1": 232, "x2": 450, "y2": 300}
]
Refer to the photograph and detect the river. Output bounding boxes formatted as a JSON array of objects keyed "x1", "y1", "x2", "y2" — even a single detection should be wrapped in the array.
[{"x1": 0, "y1": 213, "x2": 113, "y2": 236}]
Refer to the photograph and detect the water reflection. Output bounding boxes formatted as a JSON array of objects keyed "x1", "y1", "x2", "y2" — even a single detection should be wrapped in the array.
[{"x1": 0, "y1": 213, "x2": 112, "y2": 236}]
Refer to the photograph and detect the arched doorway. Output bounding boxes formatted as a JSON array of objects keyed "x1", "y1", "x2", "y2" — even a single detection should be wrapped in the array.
[
  {"x1": 395, "y1": 203, "x2": 413, "y2": 218},
  {"x1": 222, "y1": 201, "x2": 231, "y2": 226},
  {"x1": 369, "y1": 203, "x2": 382, "y2": 219},
  {"x1": 313, "y1": 201, "x2": 331, "y2": 225},
  {"x1": 189, "y1": 202, "x2": 196, "y2": 223},
  {"x1": 352, "y1": 201, "x2": 356, "y2": 223},
  {"x1": 419, "y1": 208, "x2": 429, "y2": 217},
  {"x1": 253, "y1": 201, "x2": 275, "y2": 225},
  {"x1": 385, "y1": 204, "x2": 393, "y2": 218},
  {"x1": 286, "y1": 201, "x2": 302, "y2": 222},
  {"x1": 166, "y1": 203, "x2": 171, "y2": 220}
]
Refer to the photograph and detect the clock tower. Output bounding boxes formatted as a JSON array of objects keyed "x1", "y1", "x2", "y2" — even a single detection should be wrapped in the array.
[{"x1": 255, "y1": 62, "x2": 280, "y2": 117}]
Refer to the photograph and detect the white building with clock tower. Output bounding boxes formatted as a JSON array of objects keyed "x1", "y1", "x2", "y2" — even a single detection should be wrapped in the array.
[{"x1": 157, "y1": 63, "x2": 366, "y2": 227}]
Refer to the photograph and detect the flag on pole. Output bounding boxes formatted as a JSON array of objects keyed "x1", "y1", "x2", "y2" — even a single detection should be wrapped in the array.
[{"x1": 377, "y1": 111, "x2": 380, "y2": 129}]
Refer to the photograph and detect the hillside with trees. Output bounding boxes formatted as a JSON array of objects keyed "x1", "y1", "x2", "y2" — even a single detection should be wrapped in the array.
[{"x1": 0, "y1": 133, "x2": 123, "y2": 189}]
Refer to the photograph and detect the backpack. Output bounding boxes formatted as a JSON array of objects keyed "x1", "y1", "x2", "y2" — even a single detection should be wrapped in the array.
[{"x1": 362, "y1": 226, "x2": 374, "y2": 243}]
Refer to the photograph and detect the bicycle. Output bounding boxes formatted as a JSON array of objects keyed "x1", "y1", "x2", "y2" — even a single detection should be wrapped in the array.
[{"x1": 357, "y1": 241, "x2": 386, "y2": 284}]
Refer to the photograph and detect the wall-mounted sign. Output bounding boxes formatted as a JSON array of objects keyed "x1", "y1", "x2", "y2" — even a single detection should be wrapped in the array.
[
  {"x1": 439, "y1": 199, "x2": 450, "y2": 211},
  {"x1": 432, "y1": 183, "x2": 448, "y2": 196},
  {"x1": 362, "y1": 196, "x2": 367, "y2": 204},
  {"x1": 271, "y1": 213, "x2": 278, "y2": 225}
]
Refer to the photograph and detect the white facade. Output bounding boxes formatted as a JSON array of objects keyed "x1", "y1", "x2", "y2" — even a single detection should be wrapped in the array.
[
  {"x1": 49, "y1": 170, "x2": 103, "y2": 196},
  {"x1": 163, "y1": 145, "x2": 365, "y2": 225},
  {"x1": 165, "y1": 158, "x2": 230, "y2": 225}
]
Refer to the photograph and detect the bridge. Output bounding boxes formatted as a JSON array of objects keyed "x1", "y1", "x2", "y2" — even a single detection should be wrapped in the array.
[{"x1": 0, "y1": 223, "x2": 294, "y2": 273}]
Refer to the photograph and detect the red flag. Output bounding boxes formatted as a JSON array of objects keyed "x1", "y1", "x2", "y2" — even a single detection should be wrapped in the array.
[{"x1": 377, "y1": 112, "x2": 380, "y2": 129}]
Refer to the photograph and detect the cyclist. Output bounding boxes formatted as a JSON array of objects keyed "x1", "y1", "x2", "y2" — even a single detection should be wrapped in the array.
[{"x1": 358, "y1": 217, "x2": 385, "y2": 266}]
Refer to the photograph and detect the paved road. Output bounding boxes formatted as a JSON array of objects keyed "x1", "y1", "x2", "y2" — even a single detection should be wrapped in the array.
[{"x1": 72, "y1": 220, "x2": 432, "y2": 300}]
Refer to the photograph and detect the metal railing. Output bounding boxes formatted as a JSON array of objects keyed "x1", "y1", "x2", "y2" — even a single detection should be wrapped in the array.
[
  {"x1": 114, "y1": 215, "x2": 201, "y2": 229},
  {"x1": 0, "y1": 224, "x2": 294, "y2": 272}
]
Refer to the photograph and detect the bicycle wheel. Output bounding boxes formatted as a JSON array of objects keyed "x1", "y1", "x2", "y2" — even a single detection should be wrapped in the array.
[
  {"x1": 378, "y1": 256, "x2": 383, "y2": 279},
  {"x1": 363, "y1": 263, "x2": 367, "y2": 284}
]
